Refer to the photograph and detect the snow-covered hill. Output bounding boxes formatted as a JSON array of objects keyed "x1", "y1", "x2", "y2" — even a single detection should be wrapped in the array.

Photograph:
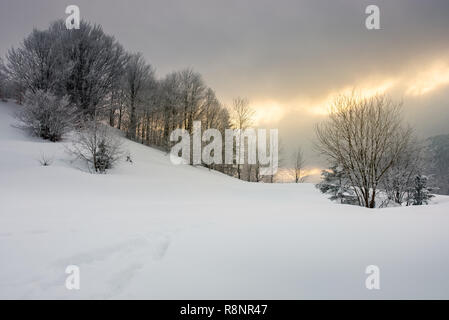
[{"x1": 1, "y1": 101, "x2": 449, "y2": 299}]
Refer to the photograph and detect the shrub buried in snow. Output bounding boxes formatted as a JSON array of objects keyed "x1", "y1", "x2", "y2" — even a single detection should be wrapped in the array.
[{"x1": 68, "y1": 121, "x2": 124, "y2": 173}]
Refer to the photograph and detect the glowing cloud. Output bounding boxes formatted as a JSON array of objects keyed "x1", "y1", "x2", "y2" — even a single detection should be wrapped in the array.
[
  {"x1": 246, "y1": 58, "x2": 449, "y2": 126},
  {"x1": 406, "y1": 62, "x2": 449, "y2": 96},
  {"x1": 252, "y1": 100, "x2": 286, "y2": 126},
  {"x1": 308, "y1": 79, "x2": 398, "y2": 116},
  {"x1": 275, "y1": 167, "x2": 324, "y2": 183}
]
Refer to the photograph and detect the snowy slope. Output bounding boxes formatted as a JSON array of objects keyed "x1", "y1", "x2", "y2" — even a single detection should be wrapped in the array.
[{"x1": 1, "y1": 101, "x2": 449, "y2": 299}]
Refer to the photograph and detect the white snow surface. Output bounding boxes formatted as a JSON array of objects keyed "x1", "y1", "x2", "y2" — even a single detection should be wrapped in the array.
[{"x1": 1, "y1": 101, "x2": 449, "y2": 299}]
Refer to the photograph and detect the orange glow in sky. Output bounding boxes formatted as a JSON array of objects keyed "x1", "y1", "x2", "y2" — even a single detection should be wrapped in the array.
[
  {"x1": 406, "y1": 62, "x2": 449, "y2": 96},
  {"x1": 248, "y1": 58, "x2": 449, "y2": 125}
]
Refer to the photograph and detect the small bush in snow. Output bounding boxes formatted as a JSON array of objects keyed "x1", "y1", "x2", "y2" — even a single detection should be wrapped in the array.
[
  {"x1": 69, "y1": 121, "x2": 123, "y2": 173},
  {"x1": 38, "y1": 153, "x2": 54, "y2": 166},
  {"x1": 17, "y1": 90, "x2": 76, "y2": 142}
]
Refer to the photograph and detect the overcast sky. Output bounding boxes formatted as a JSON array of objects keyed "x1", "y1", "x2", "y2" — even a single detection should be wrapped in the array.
[{"x1": 1, "y1": 0, "x2": 448, "y2": 170}]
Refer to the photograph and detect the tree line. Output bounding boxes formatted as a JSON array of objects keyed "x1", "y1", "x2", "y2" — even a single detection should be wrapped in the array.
[
  {"x1": 0, "y1": 19, "x2": 439, "y2": 205},
  {"x1": 0, "y1": 19, "x2": 275, "y2": 181}
]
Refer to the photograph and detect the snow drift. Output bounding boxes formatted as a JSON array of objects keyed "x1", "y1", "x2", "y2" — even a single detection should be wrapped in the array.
[{"x1": 0, "y1": 101, "x2": 448, "y2": 299}]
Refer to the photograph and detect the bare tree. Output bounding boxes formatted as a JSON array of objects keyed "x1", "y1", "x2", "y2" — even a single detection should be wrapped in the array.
[
  {"x1": 381, "y1": 139, "x2": 425, "y2": 206},
  {"x1": 123, "y1": 53, "x2": 154, "y2": 140},
  {"x1": 61, "y1": 20, "x2": 128, "y2": 117},
  {"x1": 178, "y1": 69, "x2": 206, "y2": 133},
  {"x1": 315, "y1": 93, "x2": 412, "y2": 208},
  {"x1": 215, "y1": 106, "x2": 232, "y2": 175},
  {"x1": 292, "y1": 146, "x2": 307, "y2": 183},
  {"x1": 264, "y1": 137, "x2": 283, "y2": 183},
  {"x1": 156, "y1": 72, "x2": 182, "y2": 149},
  {"x1": 231, "y1": 97, "x2": 255, "y2": 180},
  {"x1": 105, "y1": 72, "x2": 129, "y2": 129},
  {"x1": 5, "y1": 20, "x2": 127, "y2": 116}
]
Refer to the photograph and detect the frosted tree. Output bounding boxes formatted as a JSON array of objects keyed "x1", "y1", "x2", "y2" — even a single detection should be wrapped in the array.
[
  {"x1": 198, "y1": 87, "x2": 222, "y2": 168},
  {"x1": 18, "y1": 90, "x2": 76, "y2": 142},
  {"x1": 5, "y1": 20, "x2": 127, "y2": 117},
  {"x1": 381, "y1": 139, "x2": 424, "y2": 205},
  {"x1": 5, "y1": 25, "x2": 65, "y2": 96},
  {"x1": 61, "y1": 20, "x2": 128, "y2": 117},
  {"x1": 123, "y1": 53, "x2": 154, "y2": 140},
  {"x1": 105, "y1": 67, "x2": 130, "y2": 129},
  {"x1": 292, "y1": 146, "x2": 306, "y2": 183},
  {"x1": 178, "y1": 69, "x2": 206, "y2": 134},
  {"x1": 157, "y1": 72, "x2": 182, "y2": 149},
  {"x1": 315, "y1": 93, "x2": 412, "y2": 208}
]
